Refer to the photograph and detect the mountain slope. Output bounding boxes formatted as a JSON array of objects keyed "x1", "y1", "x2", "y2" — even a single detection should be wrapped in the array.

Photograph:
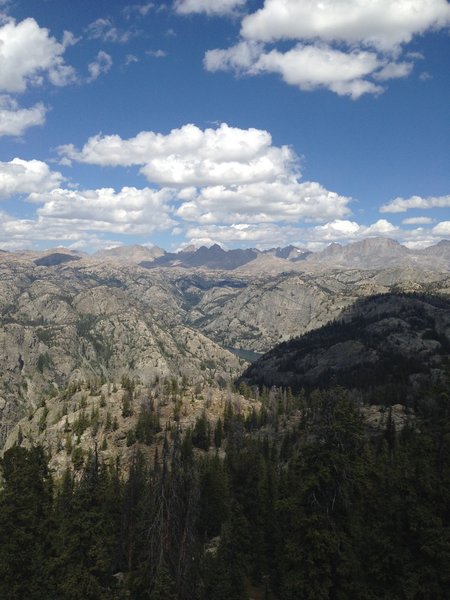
[{"x1": 239, "y1": 293, "x2": 450, "y2": 403}]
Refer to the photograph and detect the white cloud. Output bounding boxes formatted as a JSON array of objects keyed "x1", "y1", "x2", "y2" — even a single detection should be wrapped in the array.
[
  {"x1": 204, "y1": 41, "x2": 412, "y2": 98},
  {"x1": 0, "y1": 17, "x2": 76, "y2": 93},
  {"x1": 365, "y1": 219, "x2": 398, "y2": 235},
  {"x1": 432, "y1": 221, "x2": 450, "y2": 236},
  {"x1": 373, "y1": 61, "x2": 413, "y2": 81},
  {"x1": 0, "y1": 158, "x2": 63, "y2": 198},
  {"x1": 402, "y1": 216, "x2": 433, "y2": 225},
  {"x1": 313, "y1": 219, "x2": 365, "y2": 240},
  {"x1": 204, "y1": 40, "x2": 264, "y2": 73},
  {"x1": 203, "y1": 0, "x2": 450, "y2": 98},
  {"x1": 58, "y1": 122, "x2": 299, "y2": 186},
  {"x1": 29, "y1": 186, "x2": 175, "y2": 234},
  {"x1": 175, "y1": 0, "x2": 246, "y2": 16},
  {"x1": 253, "y1": 44, "x2": 384, "y2": 98},
  {"x1": 176, "y1": 180, "x2": 351, "y2": 223},
  {"x1": 204, "y1": 41, "x2": 424, "y2": 98},
  {"x1": 88, "y1": 51, "x2": 113, "y2": 82},
  {"x1": 240, "y1": 0, "x2": 450, "y2": 51},
  {"x1": 0, "y1": 96, "x2": 46, "y2": 136},
  {"x1": 380, "y1": 194, "x2": 450, "y2": 213},
  {"x1": 57, "y1": 122, "x2": 353, "y2": 235},
  {"x1": 0, "y1": 210, "x2": 130, "y2": 251}
]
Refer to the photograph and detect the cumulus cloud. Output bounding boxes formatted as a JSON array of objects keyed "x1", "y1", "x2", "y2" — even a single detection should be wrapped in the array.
[
  {"x1": 205, "y1": 41, "x2": 410, "y2": 97},
  {"x1": 28, "y1": 186, "x2": 175, "y2": 235},
  {"x1": 203, "y1": 0, "x2": 450, "y2": 97},
  {"x1": 0, "y1": 209, "x2": 128, "y2": 251},
  {"x1": 0, "y1": 96, "x2": 46, "y2": 137},
  {"x1": 0, "y1": 17, "x2": 76, "y2": 93},
  {"x1": 58, "y1": 122, "x2": 299, "y2": 186},
  {"x1": 254, "y1": 44, "x2": 384, "y2": 98},
  {"x1": 0, "y1": 158, "x2": 64, "y2": 199},
  {"x1": 204, "y1": 40, "x2": 264, "y2": 73},
  {"x1": 240, "y1": 0, "x2": 450, "y2": 51},
  {"x1": 176, "y1": 180, "x2": 351, "y2": 224},
  {"x1": 57, "y1": 122, "x2": 353, "y2": 234},
  {"x1": 88, "y1": 51, "x2": 113, "y2": 82},
  {"x1": 380, "y1": 194, "x2": 450, "y2": 213},
  {"x1": 310, "y1": 218, "x2": 399, "y2": 243},
  {"x1": 175, "y1": 0, "x2": 246, "y2": 16},
  {"x1": 432, "y1": 221, "x2": 450, "y2": 236}
]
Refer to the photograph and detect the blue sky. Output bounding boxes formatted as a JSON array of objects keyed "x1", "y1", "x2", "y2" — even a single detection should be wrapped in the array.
[{"x1": 0, "y1": 0, "x2": 449, "y2": 252}]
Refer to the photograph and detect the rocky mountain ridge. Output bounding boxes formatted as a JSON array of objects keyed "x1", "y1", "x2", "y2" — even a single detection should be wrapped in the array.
[{"x1": 6, "y1": 237, "x2": 450, "y2": 273}]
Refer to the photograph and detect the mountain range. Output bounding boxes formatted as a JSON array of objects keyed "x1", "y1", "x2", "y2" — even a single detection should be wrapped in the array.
[{"x1": 8, "y1": 237, "x2": 449, "y2": 273}]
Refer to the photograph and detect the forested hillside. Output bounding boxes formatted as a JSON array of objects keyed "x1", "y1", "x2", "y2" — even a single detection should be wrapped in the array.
[
  {"x1": 1, "y1": 380, "x2": 449, "y2": 599},
  {"x1": 240, "y1": 293, "x2": 450, "y2": 404}
]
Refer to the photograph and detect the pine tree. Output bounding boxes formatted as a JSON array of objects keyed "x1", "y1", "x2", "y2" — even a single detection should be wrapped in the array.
[{"x1": 0, "y1": 446, "x2": 55, "y2": 599}]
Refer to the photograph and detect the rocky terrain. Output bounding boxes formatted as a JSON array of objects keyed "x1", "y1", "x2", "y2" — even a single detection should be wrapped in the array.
[
  {"x1": 0, "y1": 256, "x2": 245, "y2": 445},
  {"x1": 1, "y1": 238, "x2": 449, "y2": 447},
  {"x1": 239, "y1": 293, "x2": 450, "y2": 405},
  {"x1": 3, "y1": 377, "x2": 257, "y2": 478}
]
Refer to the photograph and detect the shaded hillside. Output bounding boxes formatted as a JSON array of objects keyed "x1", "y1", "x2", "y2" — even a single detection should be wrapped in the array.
[
  {"x1": 34, "y1": 252, "x2": 81, "y2": 267},
  {"x1": 240, "y1": 293, "x2": 450, "y2": 404}
]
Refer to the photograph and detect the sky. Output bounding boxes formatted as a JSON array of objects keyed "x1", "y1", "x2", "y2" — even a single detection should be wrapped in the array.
[{"x1": 0, "y1": 0, "x2": 449, "y2": 252}]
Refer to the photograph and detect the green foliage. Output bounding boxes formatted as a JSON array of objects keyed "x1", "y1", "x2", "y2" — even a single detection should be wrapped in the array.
[
  {"x1": 1, "y1": 380, "x2": 449, "y2": 600},
  {"x1": 192, "y1": 413, "x2": 210, "y2": 450},
  {"x1": 150, "y1": 564, "x2": 176, "y2": 600},
  {"x1": 135, "y1": 401, "x2": 161, "y2": 445},
  {"x1": 36, "y1": 352, "x2": 53, "y2": 374},
  {"x1": 0, "y1": 446, "x2": 54, "y2": 599},
  {"x1": 71, "y1": 446, "x2": 84, "y2": 470},
  {"x1": 197, "y1": 455, "x2": 229, "y2": 538},
  {"x1": 214, "y1": 418, "x2": 223, "y2": 448},
  {"x1": 122, "y1": 389, "x2": 133, "y2": 418},
  {"x1": 73, "y1": 408, "x2": 89, "y2": 439}
]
